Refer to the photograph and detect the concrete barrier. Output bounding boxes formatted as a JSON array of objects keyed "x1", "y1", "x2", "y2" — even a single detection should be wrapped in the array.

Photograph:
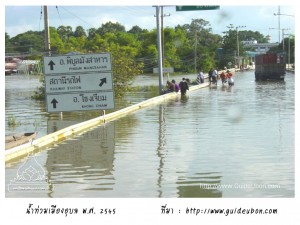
[{"x1": 5, "y1": 82, "x2": 210, "y2": 163}]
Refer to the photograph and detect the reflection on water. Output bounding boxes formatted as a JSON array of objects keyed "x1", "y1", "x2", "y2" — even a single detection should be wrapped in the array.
[
  {"x1": 5, "y1": 71, "x2": 294, "y2": 197},
  {"x1": 45, "y1": 124, "x2": 115, "y2": 197},
  {"x1": 176, "y1": 172, "x2": 223, "y2": 198},
  {"x1": 180, "y1": 94, "x2": 189, "y2": 103}
]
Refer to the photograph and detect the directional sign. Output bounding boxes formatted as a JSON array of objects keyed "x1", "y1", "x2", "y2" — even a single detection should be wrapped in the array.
[
  {"x1": 44, "y1": 72, "x2": 113, "y2": 93},
  {"x1": 43, "y1": 53, "x2": 112, "y2": 75},
  {"x1": 153, "y1": 67, "x2": 174, "y2": 73},
  {"x1": 44, "y1": 52, "x2": 115, "y2": 113},
  {"x1": 46, "y1": 91, "x2": 115, "y2": 113},
  {"x1": 176, "y1": 6, "x2": 220, "y2": 11}
]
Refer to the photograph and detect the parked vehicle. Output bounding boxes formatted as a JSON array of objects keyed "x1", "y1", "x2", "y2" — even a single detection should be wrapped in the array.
[{"x1": 255, "y1": 53, "x2": 286, "y2": 81}]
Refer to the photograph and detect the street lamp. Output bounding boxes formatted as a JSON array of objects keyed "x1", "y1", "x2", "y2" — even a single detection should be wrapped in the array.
[
  {"x1": 273, "y1": 6, "x2": 295, "y2": 43},
  {"x1": 269, "y1": 27, "x2": 290, "y2": 51},
  {"x1": 236, "y1": 25, "x2": 246, "y2": 69},
  {"x1": 274, "y1": 12, "x2": 295, "y2": 16},
  {"x1": 226, "y1": 24, "x2": 246, "y2": 69}
]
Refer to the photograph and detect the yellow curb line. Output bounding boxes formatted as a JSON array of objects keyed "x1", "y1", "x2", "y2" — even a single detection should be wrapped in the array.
[{"x1": 5, "y1": 82, "x2": 209, "y2": 163}]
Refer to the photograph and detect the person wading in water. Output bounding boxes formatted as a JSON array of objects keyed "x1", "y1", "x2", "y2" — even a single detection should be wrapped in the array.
[{"x1": 179, "y1": 77, "x2": 189, "y2": 95}]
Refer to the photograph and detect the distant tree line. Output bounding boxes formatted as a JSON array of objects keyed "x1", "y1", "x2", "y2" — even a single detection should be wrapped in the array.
[
  {"x1": 5, "y1": 19, "x2": 294, "y2": 97},
  {"x1": 6, "y1": 19, "x2": 284, "y2": 72}
]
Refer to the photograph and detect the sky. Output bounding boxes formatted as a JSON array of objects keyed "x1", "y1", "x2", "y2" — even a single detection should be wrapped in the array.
[{"x1": 4, "y1": 2, "x2": 297, "y2": 44}]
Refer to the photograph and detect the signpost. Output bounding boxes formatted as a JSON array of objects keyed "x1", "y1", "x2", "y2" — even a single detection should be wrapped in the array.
[
  {"x1": 176, "y1": 6, "x2": 220, "y2": 11},
  {"x1": 43, "y1": 53, "x2": 111, "y2": 74},
  {"x1": 46, "y1": 91, "x2": 115, "y2": 113},
  {"x1": 44, "y1": 72, "x2": 113, "y2": 93},
  {"x1": 43, "y1": 53, "x2": 114, "y2": 113},
  {"x1": 153, "y1": 67, "x2": 174, "y2": 74}
]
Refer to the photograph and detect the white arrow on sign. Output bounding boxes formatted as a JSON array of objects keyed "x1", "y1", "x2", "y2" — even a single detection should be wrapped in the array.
[
  {"x1": 46, "y1": 91, "x2": 115, "y2": 112},
  {"x1": 43, "y1": 53, "x2": 112, "y2": 75},
  {"x1": 44, "y1": 72, "x2": 113, "y2": 94}
]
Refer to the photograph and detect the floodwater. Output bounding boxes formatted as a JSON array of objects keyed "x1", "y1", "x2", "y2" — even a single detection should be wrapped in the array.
[{"x1": 5, "y1": 71, "x2": 294, "y2": 197}]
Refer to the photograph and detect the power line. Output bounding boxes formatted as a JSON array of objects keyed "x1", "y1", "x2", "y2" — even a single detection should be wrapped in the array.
[
  {"x1": 56, "y1": 6, "x2": 64, "y2": 27},
  {"x1": 58, "y1": 6, "x2": 94, "y2": 28},
  {"x1": 39, "y1": 6, "x2": 43, "y2": 32}
]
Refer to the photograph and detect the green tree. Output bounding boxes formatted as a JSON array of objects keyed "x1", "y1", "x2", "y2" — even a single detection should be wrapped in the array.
[
  {"x1": 64, "y1": 36, "x2": 87, "y2": 53},
  {"x1": 117, "y1": 32, "x2": 138, "y2": 47},
  {"x1": 220, "y1": 24, "x2": 247, "y2": 68},
  {"x1": 87, "y1": 28, "x2": 97, "y2": 40},
  {"x1": 9, "y1": 17, "x2": 256, "y2": 100},
  {"x1": 49, "y1": 27, "x2": 65, "y2": 54},
  {"x1": 175, "y1": 19, "x2": 220, "y2": 72},
  {"x1": 5, "y1": 32, "x2": 15, "y2": 54},
  {"x1": 239, "y1": 30, "x2": 268, "y2": 43},
  {"x1": 108, "y1": 43, "x2": 143, "y2": 98},
  {"x1": 189, "y1": 19, "x2": 220, "y2": 72},
  {"x1": 138, "y1": 30, "x2": 157, "y2": 73},
  {"x1": 127, "y1": 25, "x2": 147, "y2": 41},
  {"x1": 283, "y1": 35, "x2": 295, "y2": 64},
  {"x1": 86, "y1": 33, "x2": 109, "y2": 52},
  {"x1": 197, "y1": 32, "x2": 222, "y2": 72},
  {"x1": 8, "y1": 31, "x2": 44, "y2": 54},
  {"x1": 116, "y1": 32, "x2": 142, "y2": 58},
  {"x1": 103, "y1": 32, "x2": 118, "y2": 44},
  {"x1": 269, "y1": 35, "x2": 295, "y2": 64},
  {"x1": 128, "y1": 25, "x2": 143, "y2": 35},
  {"x1": 162, "y1": 27, "x2": 180, "y2": 69},
  {"x1": 57, "y1": 25, "x2": 73, "y2": 41},
  {"x1": 97, "y1": 21, "x2": 126, "y2": 35},
  {"x1": 74, "y1": 26, "x2": 87, "y2": 38},
  {"x1": 174, "y1": 26, "x2": 193, "y2": 72}
]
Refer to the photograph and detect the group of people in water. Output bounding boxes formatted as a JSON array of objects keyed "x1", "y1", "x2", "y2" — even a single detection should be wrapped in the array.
[
  {"x1": 164, "y1": 78, "x2": 189, "y2": 95},
  {"x1": 219, "y1": 69, "x2": 234, "y2": 86},
  {"x1": 206, "y1": 67, "x2": 234, "y2": 86},
  {"x1": 162, "y1": 67, "x2": 234, "y2": 95}
]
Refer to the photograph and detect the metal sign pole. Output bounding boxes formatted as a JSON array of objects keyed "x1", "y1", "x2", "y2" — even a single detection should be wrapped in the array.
[
  {"x1": 156, "y1": 6, "x2": 164, "y2": 95},
  {"x1": 102, "y1": 110, "x2": 106, "y2": 123}
]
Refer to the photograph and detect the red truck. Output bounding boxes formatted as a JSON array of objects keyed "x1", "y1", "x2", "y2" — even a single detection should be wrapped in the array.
[{"x1": 255, "y1": 53, "x2": 286, "y2": 81}]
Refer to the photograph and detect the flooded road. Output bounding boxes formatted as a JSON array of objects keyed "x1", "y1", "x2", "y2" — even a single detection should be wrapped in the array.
[{"x1": 5, "y1": 71, "x2": 294, "y2": 197}]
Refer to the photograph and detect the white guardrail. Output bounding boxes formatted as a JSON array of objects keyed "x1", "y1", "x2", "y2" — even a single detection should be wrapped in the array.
[{"x1": 5, "y1": 82, "x2": 210, "y2": 163}]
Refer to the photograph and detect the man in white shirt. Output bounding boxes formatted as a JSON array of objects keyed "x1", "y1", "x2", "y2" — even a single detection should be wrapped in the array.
[{"x1": 212, "y1": 68, "x2": 218, "y2": 85}]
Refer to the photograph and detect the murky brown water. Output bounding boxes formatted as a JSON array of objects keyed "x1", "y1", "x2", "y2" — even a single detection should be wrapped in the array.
[{"x1": 5, "y1": 71, "x2": 294, "y2": 197}]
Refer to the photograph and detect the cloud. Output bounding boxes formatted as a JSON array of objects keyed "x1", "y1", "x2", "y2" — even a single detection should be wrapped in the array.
[{"x1": 5, "y1": 5, "x2": 295, "y2": 39}]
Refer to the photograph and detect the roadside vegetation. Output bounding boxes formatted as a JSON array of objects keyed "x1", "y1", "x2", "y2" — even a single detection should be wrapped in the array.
[
  {"x1": 7, "y1": 115, "x2": 21, "y2": 127},
  {"x1": 5, "y1": 19, "x2": 295, "y2": 99}
]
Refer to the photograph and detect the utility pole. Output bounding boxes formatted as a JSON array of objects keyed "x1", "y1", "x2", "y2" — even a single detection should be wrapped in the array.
[
  {"x1": 155, "y1": 6, "x2": 163, "y2": 95},
  {"x1": 236, "y1": 25, "x2": 246, "y2": 69},
  {"x1": 273, "y1": 7, "x2": 294, "y2": 51},
  {"x1": 161, "y1": 6, "x2": 164, "y2": 70},
  {"x1": 277, "y1": 6, "x2": 281, "y2": 43},
  {"x1": 273, "y1": 6, "x2": 294, "y2": 44},
  {"x1": 160, "y1": 6, "x2": 170, "y2": 73},
  {"x1": 269, "y1": 27, "x2": 290, "y2": 51},
  {"x1": 194, "y1": 32, "x2": 197, "y2": 73},
  {"x1": 288, "y1": 35, "x2": 291, "y2": 69},
  {"x1": 226, "y1": 24, "x2": 245, "y2": 69},
  {"x1": 44, "y1": 6, "x2": 51, "y2": 56}
]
